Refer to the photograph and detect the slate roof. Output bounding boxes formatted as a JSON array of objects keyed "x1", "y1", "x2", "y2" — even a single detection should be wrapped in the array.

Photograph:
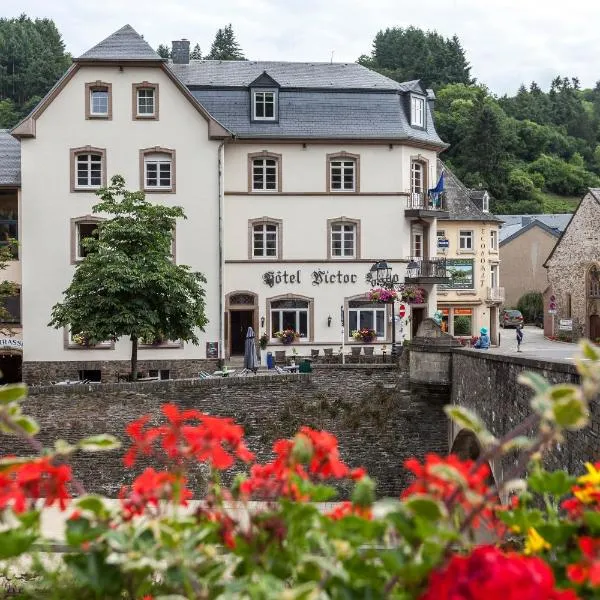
[
  {"x1": 499, "y1": 219, "x2": 563, "y2": 245},
  {"x1": 77, "y1": 24, "x2": 161, "y2": 62},
  {"x1": 497, "y1": 214, "x2": 571, "y2": 242},
  {"x1": 0, "y1": 130, "x2": 20, "y2": 187},
  {"x1": 438, "y1": 161, "x2": 501, "y2": 222}
]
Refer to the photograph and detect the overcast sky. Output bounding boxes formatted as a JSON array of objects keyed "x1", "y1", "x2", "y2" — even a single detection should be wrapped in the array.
[{"x1": 5, "y1": 0, "x2": 600, "y2": 95}]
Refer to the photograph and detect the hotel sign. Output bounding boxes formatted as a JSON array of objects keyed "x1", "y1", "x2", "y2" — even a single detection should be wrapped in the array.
[
  {"x1": 0, "y1": 338, "x2": 23, "y2": 350},
  {"x1": 262, "y1": 269, "x2": 360, "y2": 288}
]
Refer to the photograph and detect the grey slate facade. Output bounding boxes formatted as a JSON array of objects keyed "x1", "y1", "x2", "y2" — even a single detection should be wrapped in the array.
[{"x1": 0, "y1": 130, "x2": 20, "y2": 187}]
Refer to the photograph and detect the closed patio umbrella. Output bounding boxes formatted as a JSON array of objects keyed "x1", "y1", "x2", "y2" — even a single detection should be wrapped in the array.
[{"x1": 244, "y1": 326, "x2": 258, "y2": 373}]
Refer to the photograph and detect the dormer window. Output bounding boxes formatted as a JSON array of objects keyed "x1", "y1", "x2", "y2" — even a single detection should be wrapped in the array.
[
  {"x1": 410, "y1": 94, "x2": 425, "y2": 128},
  {"x1": 482, "y1": 192, "x2": 490, "y2": 213},
  {"x1": 253, "y1": 89, "x2": 277, "y2": 121}
]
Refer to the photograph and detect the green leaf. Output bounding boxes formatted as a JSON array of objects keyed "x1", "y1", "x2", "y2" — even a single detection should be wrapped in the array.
[
  {"x1": 580, "y1": 339, "x2": 600, "y2": 361},
  {"x1": 549, "y1": 384, "x2": 581, "y2": 400},
  {"x1": 528, "y1": 469, "x2": 576, "y2": 496},
  {"x1": 78, "y1": 434, "x2": 121, "y2": 452},
  {"x1": 0, "y1": 383, "x2": 27, "y2": 405},
  {"x1": 552, "y1": 395, "x2": 589, "y2": 430},
  {"x1": 351, "y1": 476, "x2": 375, "y2": 508},
  {"x1": 518, "y1": 371, "x2": 550, "y2": 395},
  {"x1": 0, "y1": 528, "x2": 37, "y2": 559},
  {"x1": 0, "y1": 456, "x2": 36, "y2": 472},
  {"x1": 403, "y1": 494, "x2": 448, "y2": 521},
  {"x1": 54, "y1": 439, "x2": 77, "y2": 455},
  {"x1": 444, "y1": 406, "x2": 485, "y2": 434},
  {"x1": 584, "y1": 511, "x2": 600, "y2": 535},
  {"x1": 13, "y1": 415, "x2": 39, "y2": 436},
  {"x1": 502, "y1": 436, "x2": 535, "y2": 452},
  {"x1": 77, "y1": 495, "x2": 108, "y2": 517}
]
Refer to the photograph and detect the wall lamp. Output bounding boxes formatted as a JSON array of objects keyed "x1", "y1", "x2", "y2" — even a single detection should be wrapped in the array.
[
  {"x1": 327, "y1": 315, "x2": 332, "y2": 327},
  {"x1": 260, "y1": 316, "x2": 265, "y2": 328}
]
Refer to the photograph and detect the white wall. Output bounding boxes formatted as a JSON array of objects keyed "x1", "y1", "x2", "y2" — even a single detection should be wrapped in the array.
[{"x1": 20, "y1": 64, "x2": 221, "y2": 361}]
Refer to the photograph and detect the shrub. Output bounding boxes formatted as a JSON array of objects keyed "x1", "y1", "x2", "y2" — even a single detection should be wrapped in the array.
[{"x1": 517, "y1": 291, "x2": 544, "y2": 323}]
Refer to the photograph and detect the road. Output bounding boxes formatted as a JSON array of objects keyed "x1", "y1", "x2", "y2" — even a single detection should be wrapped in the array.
[{"x1": 490, "y1": 325, "x2": 580, "y2": 363}]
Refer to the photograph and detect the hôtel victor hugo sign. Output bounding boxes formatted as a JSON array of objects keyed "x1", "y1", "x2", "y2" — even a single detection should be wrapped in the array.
[{"x1": 262, "y1": 269, "x2": 359, "y2": 288}]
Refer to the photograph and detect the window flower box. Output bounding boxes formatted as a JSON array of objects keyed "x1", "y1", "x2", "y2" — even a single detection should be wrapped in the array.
[
  {"x1": 274, "y1": 329, "x2": 300, "y2": 345},
  {"x1": 352, "y1": 328, "x2": 376, "y2": 343}
]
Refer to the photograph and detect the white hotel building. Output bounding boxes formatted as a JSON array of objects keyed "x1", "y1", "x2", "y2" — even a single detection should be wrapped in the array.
[{"x1": 11, "y1": 25, "x2": 450, "y2": 382}]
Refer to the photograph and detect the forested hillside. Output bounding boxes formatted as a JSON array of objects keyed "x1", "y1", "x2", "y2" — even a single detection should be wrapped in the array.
[{"x1": 1, "y1": 16, "x2": 598, "y2": 213}]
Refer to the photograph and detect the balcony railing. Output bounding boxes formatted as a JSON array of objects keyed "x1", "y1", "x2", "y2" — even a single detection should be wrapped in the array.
[
  {"x1": 486, "y1": 286, "x2": 505, "y2": 303},
  {"x1": 406, "y1": 192, "x2": 447, "y2": 212},
  {"x1": 405, "y1": 257, "x2": 450, "y2": 284}
]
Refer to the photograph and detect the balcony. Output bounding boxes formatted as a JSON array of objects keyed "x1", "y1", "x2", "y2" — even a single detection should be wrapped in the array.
[
  {"x1": 486, "y1": 287, "x2": 505, "y2": 303},
  {"x1": 404, "y1": 192, "x2": 449, "y2": 220},
  {"x1": 404, "y1": 257, "x2": 451, "y2": 285}
]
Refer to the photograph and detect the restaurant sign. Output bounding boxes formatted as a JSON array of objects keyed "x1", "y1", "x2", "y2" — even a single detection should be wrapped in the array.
[{"x1": 0, "y1": 337, "x2": 23, "y2": 350}]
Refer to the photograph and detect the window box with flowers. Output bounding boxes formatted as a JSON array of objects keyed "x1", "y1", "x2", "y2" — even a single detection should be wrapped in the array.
[
  {"x1": 352, "y1": 328, "x2": 377, "y2": 343},
  {"x1": 274, "y1": 329, "x2": 300, "y2": 345},
  {"x1": 400, "y1": 285, "x2": 427, "y2": 304},
  {"x1": 67, "y1": 331, "x2": 113, "y2": 349},
  {"x1": 139, "y1": 334, "x2": 183, "y2": 349}
]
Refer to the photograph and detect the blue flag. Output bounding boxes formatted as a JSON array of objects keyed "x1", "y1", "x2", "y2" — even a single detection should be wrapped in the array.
[{"x1": 428, "y1": 172, "x2": 445, "y2": 207}]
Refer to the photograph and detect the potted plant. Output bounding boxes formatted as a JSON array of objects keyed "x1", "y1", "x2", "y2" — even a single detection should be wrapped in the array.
[
  {"x1": 399, "y1": 285, "x2": 427, "y2": 304},
  {"x1": 258, "y1": 332, "x2": 269, "y2": 365},
  {"x1": 275, "y1": 329, "x2": 300, "y2": 345},
  {"x1": 352, "y1": 328, "x2": 377, "y2": 343},
  {"x1": 367, "y1": 287, "x2": 398, "y2": 303}
]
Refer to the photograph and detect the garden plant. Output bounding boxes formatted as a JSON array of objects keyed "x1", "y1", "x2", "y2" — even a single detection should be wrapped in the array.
[{"x1": 0, "y1": 342, "x2": 598, "y2": 598}]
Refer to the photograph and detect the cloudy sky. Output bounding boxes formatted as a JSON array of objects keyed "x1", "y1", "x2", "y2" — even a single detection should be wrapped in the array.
[{"x1": 5, "y1": 0, "x2": 600, "y2": 95}]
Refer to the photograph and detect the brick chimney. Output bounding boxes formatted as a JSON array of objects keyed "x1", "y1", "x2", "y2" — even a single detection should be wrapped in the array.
[{"x1": 172, "y1": 39, "x2": 190, "y2": 64}]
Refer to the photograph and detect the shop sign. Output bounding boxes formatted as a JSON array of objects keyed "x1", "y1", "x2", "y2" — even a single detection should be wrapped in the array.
[
  {"x1": 206, "y1": 342, "x2": 218, "y2": 358},
  {"x1": 262, "y1": 269, "x2": 359, "y2": 288},
  {"x1": 440, "y1": 259, "x2": 474, "y2": 290},
  {"x1": 0, "y1": 338, "x2": 23, "y2": 350},
  {"x1": 558, "y1": 319, "x2": 572, "y2": 331}
]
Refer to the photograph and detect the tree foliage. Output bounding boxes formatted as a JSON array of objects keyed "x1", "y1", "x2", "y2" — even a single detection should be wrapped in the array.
[
  {"x1": 206, "y1": 24, "x2": 245, "y2": 60},
  {"x1": 517, "y1": 291, "x2": 544, "y2": 323},
  {"x1": 0, "y1": 14, "x2": 70, "y2": 126},
  {"x1": 49, "y1": 176, "x2": 208, "y2": 379}
]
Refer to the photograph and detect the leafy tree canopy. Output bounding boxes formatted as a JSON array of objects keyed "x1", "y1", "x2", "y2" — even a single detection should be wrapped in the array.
[{"x1": 49, "y1": 176, "x2": 208, "y2": 379}]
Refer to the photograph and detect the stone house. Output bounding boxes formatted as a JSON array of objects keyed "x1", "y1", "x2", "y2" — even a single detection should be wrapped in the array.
[{"x1": 544, "y1": 189, "x2": 600, "y2": 340}]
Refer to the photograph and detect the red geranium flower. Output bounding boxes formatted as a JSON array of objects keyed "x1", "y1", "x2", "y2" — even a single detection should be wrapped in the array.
[{"x1": 567, "y1": 536, "x2": 600, "y2": 588}]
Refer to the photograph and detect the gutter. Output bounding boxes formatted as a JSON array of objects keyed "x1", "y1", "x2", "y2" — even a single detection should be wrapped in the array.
[{"x1": 218, "y1": 139, "x2": 226, "y2": 363}]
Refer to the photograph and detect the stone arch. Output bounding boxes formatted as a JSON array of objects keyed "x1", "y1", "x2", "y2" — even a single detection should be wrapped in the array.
[{"x1": 451, "y1": 428, "x2": 499, "y2": 496}]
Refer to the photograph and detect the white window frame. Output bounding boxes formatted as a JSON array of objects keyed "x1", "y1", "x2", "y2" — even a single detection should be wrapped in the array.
[
  {"x1": 252, "y1": 89, "x2": 277, "y2": 121},
  {"x1": 75, "y1": 153, "x2": 103, "y2": 189},
  {"x1": 482, "y1": 192, "x2": 490, "y2": 213},
  {"x1": 410, "y1": 94, "x2": 425, "y2": 127},
  {"x1": 490, "y1": 264, "x2": 499, "y2": 289},
  {"x1": 411, "y1": 161, "x2": 424, "y2": 194},
  {"x1": 330, "y1": 222, "x2": 356, "y2": 258},
  {"x1": 90, "y1": 89, "x2": 109, "y2": 116},
  {"x1": 252, "y1": 157, "x2": 278, "y2": 191},
  {"x1": 144, "y1": 153, "x2": 172, "y2": 190},
  {"x1": 348, "y1": 303, "x2": 386, "y2": 341},
  {"x1": 270, "y1": 299, "x2": 309, "y2": 339},
  {"x1": 459, "y1": 230, "x2": 474, "y2": 252},
  {"x1": 253, "y1": 223, "x2": 279, "y2": 258},
  {"x1": 137, "y1": 87, "x2": 155, "y2": 117},
  {"x1": 329, "y1": 159, "x2": 356, "y2": 192},
  {"x1": 490, "y1": 229, "x2": 498, "y2": 251}
]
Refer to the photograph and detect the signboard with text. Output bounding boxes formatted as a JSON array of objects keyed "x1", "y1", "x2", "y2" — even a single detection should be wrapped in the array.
[
  {"x1": 206, "y1": 342, "x2": 219, "y2": 359},
  {"x1": 440, "y1": 259, "x2": 474, "y2": 290},
  {"x1": 558, "y1": 319, "x2": 573, "y2": 331}
]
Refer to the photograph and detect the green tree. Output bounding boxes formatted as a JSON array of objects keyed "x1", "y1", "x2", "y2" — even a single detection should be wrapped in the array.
[
  {"x1": 517, "y1": 291, "x2": 543, "y2": 323},
  {"x1": 358, "y1": 26, "x2": 472, "y2": 89},
  {"x1": 156, "y1": 43, "x2": 171, "y2": 59},
  {"x1": 206, "y1": 24, "x2": 246, "y2": 60},
  {"x1": 190, "y1": 43, "x2": 202, "y2": 60},
  {"x1": 49, "y1": 176, "x2": 208, "y2": 380},
  {"x1": 0, "y1": 240, "x2": 19, "y2": 331}
]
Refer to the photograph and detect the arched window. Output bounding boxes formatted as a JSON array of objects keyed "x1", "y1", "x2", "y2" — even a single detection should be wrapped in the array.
[
  {"x1": 589, "y1": 265, "x2": 600, "y2": 298},
  {"x1": 268, "y1": 295, "x2": 313, "y2": 340},
  {"x1": 249, "y1": 217, "x2": 282, "y2": 259},
  {"x1": 70, "y1": 147, "x2": 106, "y2": 192},
  {"x1": 327, "y1": 152, "x2": 360, "y2": 192},
  {"x1": 140, "y1": 147, "x2": 175, "y2": 192},
  {"x1": 248, "y1": 152, "x2": 281, "y2": 192}
]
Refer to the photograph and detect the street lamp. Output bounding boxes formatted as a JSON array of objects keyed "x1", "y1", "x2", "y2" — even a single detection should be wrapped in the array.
[{"x1": 370, "y1": 260, "x2": 398, "y2": 359}]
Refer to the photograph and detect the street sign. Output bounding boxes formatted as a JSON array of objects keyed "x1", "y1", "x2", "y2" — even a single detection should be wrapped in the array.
[
  {"x1": 550, "y1": 295, "x2": 556, "y2": 302},
  {"x1": 548, "y1": 309, "x2": 557, "y2": 315},
  {"x1": 549, "y1": 301, "x2": 557, "y2": 311},
  {"x1": 437, "y1": 238, "x2": 449, "y2": 249},
  {"x1": 559, "y1": 319, "x2": 573, "y2": 331},
  {"x1": 398, "y1": 303, "x2": 407, "y2": 319}
]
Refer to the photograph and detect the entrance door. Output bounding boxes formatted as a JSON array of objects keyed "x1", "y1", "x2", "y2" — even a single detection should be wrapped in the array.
[
  {"x1": 590, "y1": 314, "x2": 600, "y2": 342},
  {"x1": 411, "y1": 307, "x2": 425, "y2": 338},
  {"x1": 0, "y1": 355, "x2": 21, "y2": 383},
  {"x1": 230, "y1": 310, "x2": 254, "y2": 355}
]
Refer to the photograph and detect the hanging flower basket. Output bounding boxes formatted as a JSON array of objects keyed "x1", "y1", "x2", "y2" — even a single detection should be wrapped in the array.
[
  {"x1": 367, "y1": 288, "x2": 398, "y2": 303},
  {"x1": 352, "y1": 328, "x2": 376, "y2": 343},
  {"x1": 400, "y1": 285, "x2": 427, "y2": 304},
  {"x1": 275, "y1": 329, "x2": 300, "y2": 345}
]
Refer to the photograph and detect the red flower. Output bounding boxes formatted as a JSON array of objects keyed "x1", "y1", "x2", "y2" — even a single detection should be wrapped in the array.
[
  {"x1": 0, "y1": 458, "x2": 72, "y2": 513},
  {"x1": 567, "y1": 536, "x2": 600, "y2": 588},
  {"x1": 421, "y1": 546, "x2": 579, "y2": 600},
  {"x1": 122, "y1": 404, "x2": 255, "y2": 471},
  {"x1": 327, "y1": 501, "x2": 372, "y2": 520},
  {"x1": 403, "y1": 453, "x2": 494, "y2": 528}
]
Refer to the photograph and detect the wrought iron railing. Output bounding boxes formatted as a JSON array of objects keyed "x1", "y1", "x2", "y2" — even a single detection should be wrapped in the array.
[
  {"x1": 406, "y1": 192, "x2": 447, "y2": 211},
  {"x1": 405, "y1": 257, "x2": 448, "y2": 280}
]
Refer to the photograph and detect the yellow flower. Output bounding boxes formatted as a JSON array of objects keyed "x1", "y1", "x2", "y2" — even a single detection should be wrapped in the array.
[
  {"x1": 573, "y1": 486, "x2": 595, "y2": 504},
  {"x1": 577, "y1": 462, "x2": 600, "y2": 487},
  {"x1": 524, "y1": 527, "x2": 551, "y2": 555}
]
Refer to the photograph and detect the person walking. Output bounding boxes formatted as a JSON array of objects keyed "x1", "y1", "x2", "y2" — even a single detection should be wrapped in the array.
[{"x1": 516, "y1": 324, "x2": 524, "y2": 352}]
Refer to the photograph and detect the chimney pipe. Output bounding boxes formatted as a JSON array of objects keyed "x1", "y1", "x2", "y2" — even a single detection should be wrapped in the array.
[{"x1": 172, "y1": 39, "x2": 190, "y2": 64}]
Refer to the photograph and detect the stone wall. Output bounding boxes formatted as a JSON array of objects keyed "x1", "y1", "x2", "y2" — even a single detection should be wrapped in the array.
[
  {"x1": 3, "y1": 364, "x2": 449, "y2": 499},
  {"x1": 451, "y1": 349, "x2": 599, "y2": 480},
  {"x1": 22, "y1": 358, "x2": 220, "y2": 385}
]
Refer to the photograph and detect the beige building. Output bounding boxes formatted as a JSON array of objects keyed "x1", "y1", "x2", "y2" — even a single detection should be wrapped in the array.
[
  {"x1": 499, "y1": 219, "x2": 561, "y2": 308},
  {"x1": 435, "y1": 165, "x2": 503, "y2": 344},
  {"x1": 11, "y1": 25, "x2": 451, "y2": 382},
  {"x1": 544, "y1": 190, "x2": 600, "y2": 340}
]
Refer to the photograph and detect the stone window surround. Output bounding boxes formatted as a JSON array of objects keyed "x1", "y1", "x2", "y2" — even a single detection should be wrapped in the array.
[
  {"x1": 327, "y1": 216, "x2": 361, "y2": 260},
  {"x1": 247, "y1": 151, "x2": 282, "y2": 192},
  {"x1": 458, "y1": 229, "x2": 475, "y2": 254},
  {"x1": 64, "y1": 328, "x2": 114, "y2": 350},
  {"x1": 344, "y1": 293, "x2": 392, "y2": 343},
  {"x1": 410, "y1": 155, "x2": 429, "y2": 195},
  {"x1": 70, "y1": 215, "x2": 104, "y2": 265},
  {"x1": 132, "y1": 82, "x2": 159, "y2": 120},
  {"x1": 326, "y1": 151, "x2": 360, "y2": 193},
  {"x1": 248, "y1": 216, "x2": 283, "y2": 260},
  {"x1": 70, "y1": 146, "x2": 107, "y2": 193},
  {"x1": 139, "y1": 147, "x2": 176, "y2": 193},
  {"x1": 85, "y1": 81, "x2": 112, "y2": 120},
  {"x1": 266, "y1": 293, "x2": 314, "y2": 342}
]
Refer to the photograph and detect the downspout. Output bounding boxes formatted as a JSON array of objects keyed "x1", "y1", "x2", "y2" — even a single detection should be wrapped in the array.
[{"x1": 218, "y1": 139, "x2": 226, "y2": 364}]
